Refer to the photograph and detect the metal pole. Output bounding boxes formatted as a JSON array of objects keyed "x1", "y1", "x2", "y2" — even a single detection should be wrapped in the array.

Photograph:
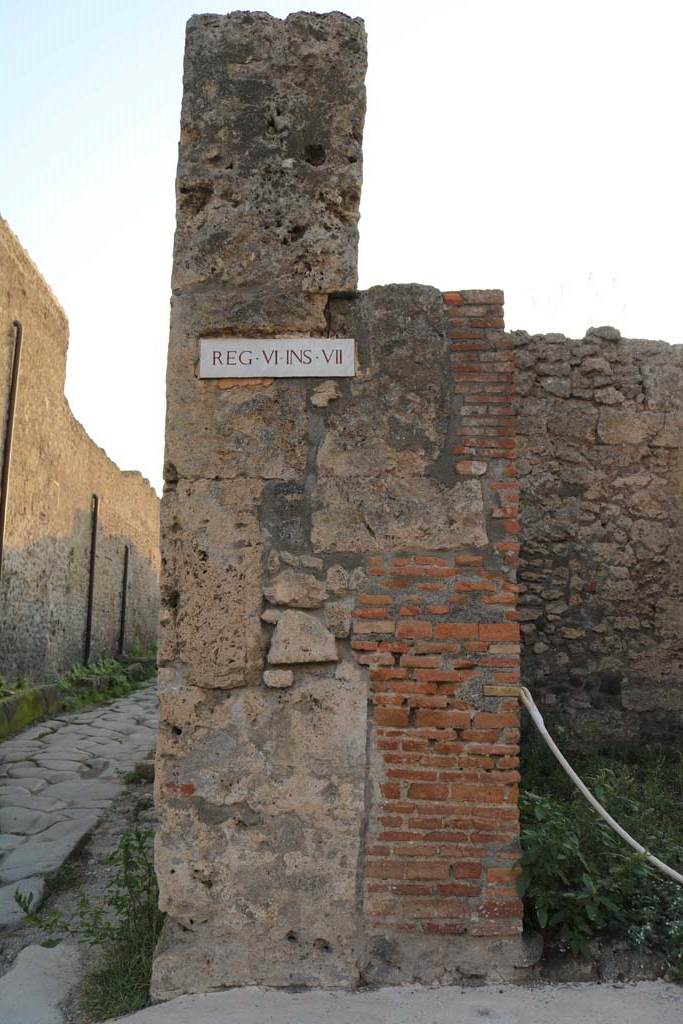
[
  {"x1": 0, "y1": 321, "x2": 23, "y2": 583},
  {"x1": 118, "y1": 544, "x2": 129, "y2": 656},
  {"x1": 84, "y1": 494, "x2": 99, "y2": 665}
]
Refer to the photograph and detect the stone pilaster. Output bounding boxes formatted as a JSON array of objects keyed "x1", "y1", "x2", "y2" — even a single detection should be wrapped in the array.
[
  {"x1": 153, "y1": 12, "x2": 532, "y2": 1001},
  {"x1": 153, "y1": 12, "x2": 368, "y2": 998}
]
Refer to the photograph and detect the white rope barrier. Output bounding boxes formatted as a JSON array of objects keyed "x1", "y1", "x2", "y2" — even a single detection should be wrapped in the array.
[{"x1": 519, "y1": 686, "x2": 683, "y2": 886}]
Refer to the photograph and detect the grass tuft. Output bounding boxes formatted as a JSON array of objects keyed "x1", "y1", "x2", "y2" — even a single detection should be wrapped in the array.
[{"x1": 15, "y1": 828, "x2": 164, "y2": 1019}]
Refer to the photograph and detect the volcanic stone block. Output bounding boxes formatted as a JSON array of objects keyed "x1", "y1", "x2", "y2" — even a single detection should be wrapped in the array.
[
  {"x1": 155, "y1": 11, "x2": 367, "y2": 999},
  {"x1": 268, "y1": 611, "x2": 338, "y2": 664},
  {"x1": 172, "y1": 10, "x2": 365, "y2": 324},
  {"x1": 159, "y1": 478, "x2": 265, "y2": 688},
  {"x1": 312, "y1": 475, "x2": 487, "y2": 553},
  {"x1": 263, "y1": 569, "x2": 326, "y2": 608},
  {"x1": 597, "y1": 408, "x2": 664, "y2": 445},
  {"x1": 153, "y1": 671, "x2": 367, "y2": 996}
]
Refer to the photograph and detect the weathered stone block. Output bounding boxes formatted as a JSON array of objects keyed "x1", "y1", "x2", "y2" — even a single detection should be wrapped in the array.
[
  {"x1": 597, "y1": 408, "x2": 664, "y2": 445},
  {"x1": 263, "y1": 669, "x2": 294, "y2": 688},
  {"x1": 312, "y1": 476, "x2": 487, "y2": 552},
  {"x1": 268, "y1": 611, "x2": 338, "y2": 664},
  {"x1": 326, "y1": 565, "x2": 349, "y2": 596},
  {"x1": 548, "y1": 401, "x2": 598, "y2": 443},
  {"x1": 159, "y1": 479, "x2": 265, "y2": 687},
  {"x1": 324, "y1": 602, "x2": 352, "y2": 638},
  {"x1": 263, "y1": 569, "x2": 326, "y2": 608},
  {"x1": 653, "y1": 412, "x2": 683, "y2": 447},
  {"x1": 310, "y1": 381, "x2": 340, "y2": 407},
  {"x1": 642, "y1": 354, "x2": 683, "y2": 411},
  {"x1": 165, "y1": 311, "x2": 310, "y2": 482},
  {"x1": 153, "y1": 674, "x2": 367, "y2": 996},
  {"x1": 173, "y1": 11, "x2": 365, "y2": 305},
  {"x1": 323, "y1": 286, "x2": 454, "y2": 478}
]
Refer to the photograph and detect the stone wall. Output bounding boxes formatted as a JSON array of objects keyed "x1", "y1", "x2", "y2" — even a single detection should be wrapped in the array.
[
  {"x1": 153, "y1": 11, "x2": 531, "y2": 999},
  {"x1": 515, "y1": 326, "x2": 683, "y2": 741},
  {"x1": 0, "y1": 217, "x2": 160, "y2": 682}
]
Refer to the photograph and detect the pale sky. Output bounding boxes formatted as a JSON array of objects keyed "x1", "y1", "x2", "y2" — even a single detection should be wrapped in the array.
[{"x1": 1, "y1": 0, "x2": 682, "y2": 494}]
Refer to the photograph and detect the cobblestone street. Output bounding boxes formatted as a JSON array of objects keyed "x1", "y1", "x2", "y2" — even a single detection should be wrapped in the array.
[{"x1": 0, "y1": 686, "x2": 157, "y2": 930}]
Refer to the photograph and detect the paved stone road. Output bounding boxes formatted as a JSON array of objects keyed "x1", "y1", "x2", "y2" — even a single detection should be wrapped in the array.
[{"x1": 0, "y1": 685, "x2": 157, "y2": 930}]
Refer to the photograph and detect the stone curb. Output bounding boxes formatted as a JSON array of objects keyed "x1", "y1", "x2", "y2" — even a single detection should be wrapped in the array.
[
  {"x1": 0, "y1": 686, "x2": 64, "y2": 742},
  {"x1": 0, "y1": 668, "x2": 155, "y2": 743}
]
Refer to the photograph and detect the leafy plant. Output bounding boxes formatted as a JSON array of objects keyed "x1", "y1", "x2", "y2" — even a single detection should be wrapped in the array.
[
  {"x1": 64, "y1": 656, "x2": 130, "y2": 685},
  {"x1": 0, "y1": 672, "x2": 31, "y2": 699},
  {"x1": 15, "y1": 828, "x2": 164, "y2": 1019},
  {"x1": 518, "y1": 727, "x2": 683, "y2": 972},
  {"x1": 57, "y1": 655, "x2": 154, "y2": 711},
  {"x1": 124, "y1": 760, "x2": 155, "y2": 786}
]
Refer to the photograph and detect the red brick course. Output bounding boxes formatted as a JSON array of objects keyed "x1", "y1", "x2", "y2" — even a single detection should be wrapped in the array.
[{"x1": 357, "y1": 290, "x2": 522, "y2": 940}]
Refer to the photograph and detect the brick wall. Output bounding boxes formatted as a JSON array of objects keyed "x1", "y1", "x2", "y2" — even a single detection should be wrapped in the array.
[
  {"x1": 0, "y1": 218, "x2": 160, "y2": 682},
  {"x1": 358, "y1": 291, "x2": 523, "y2": 980}
]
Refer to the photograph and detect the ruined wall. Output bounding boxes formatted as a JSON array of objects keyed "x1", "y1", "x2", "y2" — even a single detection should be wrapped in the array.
[
  {"x1": 515, "y1": 326, "x2": 683, "y2": 741},
  {"x1": 346, "y1": 287, "x2": 525, "y2": 984},
  {"x1": 0, "y1": 217, "x2": 160, "y2": 681},
  {"x1": 153, "y1": 12, "x2": 530, "y2": 999}
]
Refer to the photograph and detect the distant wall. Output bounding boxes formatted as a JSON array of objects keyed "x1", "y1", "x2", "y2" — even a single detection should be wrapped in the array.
[
  {"x1": 514, "y1": 326, "x2": 683, "y2": 742},
  {"x1": 0, "y1": 218, "x2": 160, "y2": 682}
]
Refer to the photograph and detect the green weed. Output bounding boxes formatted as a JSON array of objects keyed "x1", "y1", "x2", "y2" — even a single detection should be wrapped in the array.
[
  {"x1": 57, "y1": 656, "x2": 154, "y2": 712},
  {"x1": 124, "y1": 760, "x2": 155, "y2": 786},
  {"x1": 126, "y1": 641, "x2": 158, "y2": 660},
  {"x1": 0, "y1": 673, "x2": 31, "y2": 699},
  {"x1": 519, "y1": 726, "x2": 683, "y2": 973},
  {"x1": 15, "y1": 828, "x2": 164, "y2": 1019}
]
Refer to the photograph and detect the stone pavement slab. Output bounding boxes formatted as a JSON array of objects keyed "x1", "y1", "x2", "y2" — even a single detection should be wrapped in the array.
[
  {"x1": 0, "y1": 685, "x2": 157, "y2": 930},
  {"x1": 0, "y1": 941, "x2": 80, "y2": 1023},
  {"x1": 113, "y1": 981, "x2": 683, "y2": 1024}
]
